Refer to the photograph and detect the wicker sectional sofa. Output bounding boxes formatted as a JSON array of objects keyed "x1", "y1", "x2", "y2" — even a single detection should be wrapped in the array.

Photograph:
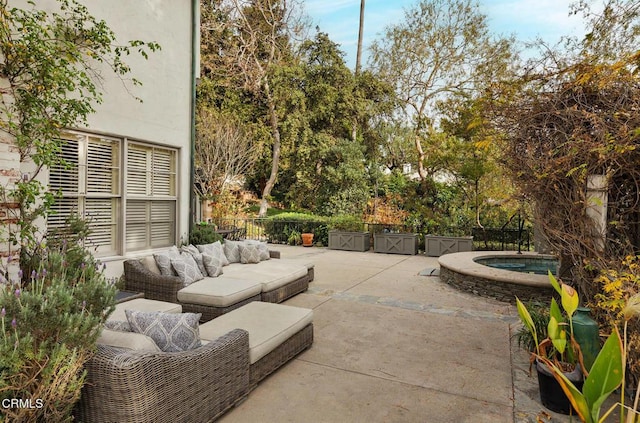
[
  {"x1": 123, "y1": 243, "x2": 314, "y2": 321},
  {"x1": 75, "y1": 299, "x2": 314, "y2": 422}
]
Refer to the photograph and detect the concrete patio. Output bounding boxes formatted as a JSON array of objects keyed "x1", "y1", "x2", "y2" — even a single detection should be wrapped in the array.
[{"x1": 218, "y1": 245, "x2": 570, "y2": 423}]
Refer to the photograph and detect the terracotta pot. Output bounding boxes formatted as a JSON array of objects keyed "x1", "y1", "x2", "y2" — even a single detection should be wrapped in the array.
[{"x1": 301, "y1": 233, "x2": 314, "y2": 247}]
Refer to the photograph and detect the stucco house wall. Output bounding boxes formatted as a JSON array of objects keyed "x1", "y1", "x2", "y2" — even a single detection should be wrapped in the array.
[{"x1": 1, "y1": 0, "x2": 198, "y2": 280}]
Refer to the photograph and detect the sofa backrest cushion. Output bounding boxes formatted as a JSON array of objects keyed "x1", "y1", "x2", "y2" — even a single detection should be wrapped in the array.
[
  {"x1": 125, "y1": 310, "x2": 202, "y2": 352},
  {"x1": 141, "y1": 255, "x2": 161, "y2": 275},
  {"x1": 97, "y1": 328, "x2": 161, "y2": 352}
]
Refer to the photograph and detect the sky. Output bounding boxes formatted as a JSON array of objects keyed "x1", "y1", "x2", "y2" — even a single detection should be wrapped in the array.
[{"x1": 303, "y1": 0, "x2": 587, "y2": 69}]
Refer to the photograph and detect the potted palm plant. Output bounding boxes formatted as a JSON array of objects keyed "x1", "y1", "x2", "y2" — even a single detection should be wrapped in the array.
[{"x1": 516, "y1": 272, "x2": 587, "y2": 415}]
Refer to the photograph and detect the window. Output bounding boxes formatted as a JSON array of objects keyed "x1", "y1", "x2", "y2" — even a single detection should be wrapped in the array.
[
  {"x1": 125, "y1": 143, "x2": 177, "y2": 251},
  {"x1": 49, "y1": 133, "x2": 121, "y2": 256},
  {"x1": 48, "y1": 132, "x2": 178, "y2": 256}
]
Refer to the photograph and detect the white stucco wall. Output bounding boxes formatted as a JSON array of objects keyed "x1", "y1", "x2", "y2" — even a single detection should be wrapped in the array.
[
  {"x1": 85, "y1": 0, "x2": 196, "y2": 278},
  {"x1": 5, "y1": 0, "x2": 197, "y2": 279}
]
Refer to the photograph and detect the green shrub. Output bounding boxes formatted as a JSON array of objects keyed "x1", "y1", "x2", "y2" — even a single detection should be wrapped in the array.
[
  {"x1": 328, "y1": 214, "x2": 364, "y2": 232},
  {"x1": 263, "y1": 213, "x2": 329, "y2": 246},
  {"x1": 0, "y1": 220, "x2": 115, "y2": 422},
  {"x1": 189, "y1": 223, "x2": 223, "y2": 245}
]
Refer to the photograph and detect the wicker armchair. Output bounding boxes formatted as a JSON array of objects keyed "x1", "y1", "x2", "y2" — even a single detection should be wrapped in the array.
[
  {"x1": 124, "y1": 259, "x2": 182, "y2": 303},
  {"x1": 74, "y1": 329, "x2": 250, "y2": 423}
]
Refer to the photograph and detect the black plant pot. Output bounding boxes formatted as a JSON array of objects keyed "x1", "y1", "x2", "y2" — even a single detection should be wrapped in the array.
[{"x1": 536, "y1": 360, "x2": 584, "y2": 415}]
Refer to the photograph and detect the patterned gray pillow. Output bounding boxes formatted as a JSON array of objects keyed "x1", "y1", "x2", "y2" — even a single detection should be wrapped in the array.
[
  {"x1": 197, "y1": 241, "x2": 229, "y2": 266},
  {"x1": 171, "y1": 252, "x2": 204, "y2": 287},
  {"x1": 154, "y1": 245, "x2": 181, "y2": 276},
  {"x1": 104, "y1": 320, "x2": 131, "y2": 332},
  {"x1": 239, "y1": 243, "x2": 261, "y2": 264},
  {"x1": 125, "y1": 310, "x2": 202, "y2": 352},
  {"x1": 244, "y1": 240, "x2": 270, "y2": 261},
  {"x1": 201, "y1": 253, "x2": 224, "y2": 277},
  {"x1": 181, "y1": 244, "x2": 207, "y2": 275},
  {"x1": 223, "y1": 240, "x2": 242, "y2": 264}
]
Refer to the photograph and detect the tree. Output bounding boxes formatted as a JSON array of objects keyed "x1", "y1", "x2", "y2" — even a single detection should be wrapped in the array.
[
  {"x1": 207, "y1": 0, "x2": 306, "y2": 217},
  {"x1": 494, "y1": 50, "x2": 640, "y2": 297},
  {"x1": 571, "y1": 0, "x2": 640, "y2": 61},
  {"x1": 194, "y1": 108, "x2": 257, "y2": 204},
  {"x1": 369, "y1": 0, "x2": 514, "y2": 182}
]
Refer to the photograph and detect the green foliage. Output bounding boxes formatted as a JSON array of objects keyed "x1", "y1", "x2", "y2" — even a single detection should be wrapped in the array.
[
  {"x1": 287, "y1": 229, "x2": 301, "y2": 246},
  {"x1": 541, "y1": 328, "x2": 623, "y2": 423},
  {"x1": 515, "y1": 301, "x2": 549, "y2": 353},
  {"x1": 516, "y1": 272, "x2": 583, "y2": 367},
  {"x1": 189, "y1": 223, "x2": 223, "y2": 246},
  {"x1": 263, "y1": 213, "x2": 329, "y2": 246},
  {"x1": 0, "y1": 3, "x2": 155, "y2": 419},
  {"x1": 328, "y1": 214, "x2": 364, "y2": 232},
  {"x1": 0, "y1": 232, "x2": 115, "y2": 422}
]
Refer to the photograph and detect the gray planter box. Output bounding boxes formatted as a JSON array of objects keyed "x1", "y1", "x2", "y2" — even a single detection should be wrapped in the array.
[
  {"x1": 328, "y1": 231, "x2": 370, "y2": 252},
  {"x1": 425, "y1": 235, "x2": 473, "y2": 257},
  {"x1": 374, "y1": 233, "x2": 418, "y2": 255}
]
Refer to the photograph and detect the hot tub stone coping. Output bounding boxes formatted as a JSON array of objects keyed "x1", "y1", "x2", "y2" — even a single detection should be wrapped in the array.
[
  {"x1": 438, "y1": 251, "x2": 556, "y2": 288},
  {"x1": 438, "y1": 251, "x2": 557, "y2": 303}
]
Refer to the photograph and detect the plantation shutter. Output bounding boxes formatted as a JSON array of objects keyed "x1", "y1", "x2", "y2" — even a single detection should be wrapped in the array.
[
  {"x1": 125, "y1": 143, "x2": 177, "y2": 251},
  {"x1": 48, "y1": 135, "x2": 121, "y2": 256}
]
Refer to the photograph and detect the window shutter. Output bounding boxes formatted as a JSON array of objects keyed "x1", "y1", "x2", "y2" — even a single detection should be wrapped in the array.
[
  {"x1": 127, "y1": 145, "x2": 149, "y2": 195},
  {"x1": 151, "y1": 148, "x2": 175, "y2": 196},
  {"x1": 49, "y1": 139, "x2": 79, "y2": 194},
  {"x1": 85, "y1": 198, "x2": 118, "y2": 254},
  {"x1": 87, "y1": 138, "x2": 119, "y2": 195}
]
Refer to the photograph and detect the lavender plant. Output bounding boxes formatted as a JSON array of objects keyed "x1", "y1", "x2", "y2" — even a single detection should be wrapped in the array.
[{"x1": 0, "y1": 235, "x2": 115, "y2": 422}]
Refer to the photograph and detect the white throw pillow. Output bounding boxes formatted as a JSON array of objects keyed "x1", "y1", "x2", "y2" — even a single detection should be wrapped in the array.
[
  {"x1": 223, "y1": 240, "x2": 242, "y2": 264},
  {"x1": 181, "y1": 244, "x2": 207, "y2": 275},
  {"x1": 239, "y1": 243, "x2": 261, "y2": 264},
  {"x1": 202, "y1": 253, "x2": 224, "y2": 277},
  {"x1": 125, "y1": 310, "x2": 202, "y2": 352},
  {"x1": 154, "y1": 245, "x2": 181, "y2": 276},
  {"x1": 197, "y1": 241, "x2": 229, "y2": 267},
  {"x1": 171, "y1": 252, "x2": 204, "y2": 287},
  {"x1": 244, "y1": 240, "x2": 270, "y2": 261}
]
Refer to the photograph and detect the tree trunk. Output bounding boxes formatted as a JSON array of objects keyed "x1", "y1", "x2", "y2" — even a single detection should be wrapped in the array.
[
  {"x1": 352, "y1": 0, "x2": 365, "y2": 143},
  {"x1": 258, "y1": 81, "x2": 281, "y2": 217},
  {"x1": 414, "y1": 132, "x2": 428, "y2": 181}
]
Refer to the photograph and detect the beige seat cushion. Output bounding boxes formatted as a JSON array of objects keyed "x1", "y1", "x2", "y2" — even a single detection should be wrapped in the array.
[
  {"x1": 199, "y1": 302, "x2": 313, "y2": 364},
  {"x1": 108, "y1": 298, "x2": 182, "y2": 322},
  {"x1": 222, "y1": 262, "x2": 308, "y2": 291},
  {"x1": 97, "y1": 328, "x2": 161, "y2": 352},
  {"x1": 177, "y1": 277, "x2": 263, "y2": 307}
]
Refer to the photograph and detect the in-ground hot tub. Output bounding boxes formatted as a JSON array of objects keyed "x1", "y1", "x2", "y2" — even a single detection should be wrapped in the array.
[{"x1": 438, "y1": 251, "x2": 557, "y2": 303}]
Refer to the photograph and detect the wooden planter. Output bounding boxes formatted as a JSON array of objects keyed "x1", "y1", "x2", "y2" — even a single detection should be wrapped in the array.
[
  {"x1": 425, "y1": 235, "x2": 473, "y2": 257},
  {"x1": 328, "y1": 231, "x2": 370, "y2": 252},
  {"x1": 374, "y1": 233, "x2": 418, "y2": 255}
]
